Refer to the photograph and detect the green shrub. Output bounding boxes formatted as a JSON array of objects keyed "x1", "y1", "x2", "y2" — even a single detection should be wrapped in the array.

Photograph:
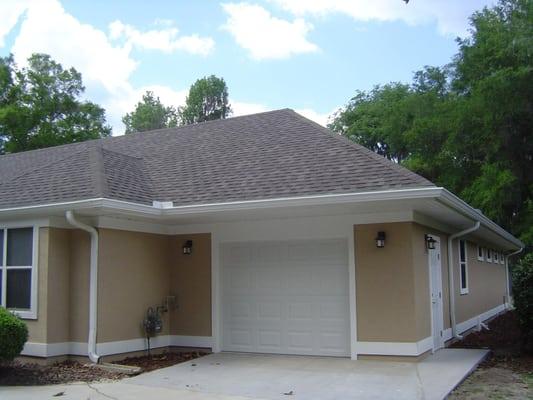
[
  {"x1": 512, "y1": 253, "x2": 533, "y2": 351},
  {"x1": 0, "y1": 307, "x2": 28, "y2": 362}
]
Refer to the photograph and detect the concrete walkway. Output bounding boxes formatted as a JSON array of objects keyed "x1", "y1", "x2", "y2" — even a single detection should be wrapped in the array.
[{"x1": 0, "y1": 349, "x2": 488, "y2": 400}]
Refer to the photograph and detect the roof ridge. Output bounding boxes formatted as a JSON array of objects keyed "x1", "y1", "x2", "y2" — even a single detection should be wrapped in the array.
[
  {"x1": 88, "y1": 143, "x2": 109, "y2": 198},
  {"x1": 286, "y1": 109, "x2": 434, "y2": 186}
]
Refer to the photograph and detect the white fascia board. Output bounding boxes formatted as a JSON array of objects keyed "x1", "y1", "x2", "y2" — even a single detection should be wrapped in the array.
[
  {"x1": 160, "y1": 187, "x2": 444, "y2": 215},
  {"x1": 437, "y1": 189, "x2": 524, "y2": 249},
  {"x1": 0, "y1": 186, "x2": 522, "y2": 249}
]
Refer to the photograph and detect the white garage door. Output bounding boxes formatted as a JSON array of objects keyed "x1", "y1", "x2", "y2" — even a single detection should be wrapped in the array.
[{"x1": 221, "y1": 239, "x2": 350, "y2": 357}]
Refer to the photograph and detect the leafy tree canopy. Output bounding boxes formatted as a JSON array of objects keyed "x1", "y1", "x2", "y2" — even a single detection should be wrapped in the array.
[
  {"x1": 0, "y1": 53, "x2": 111, "y2": 154},
  {"x1": 179, "y1": 75, "x2": 231, "y2": 125},
  {"x1": 122, "y1": 91, "x2": 178, "y2": 134},
  {"x1": 330, "y1": 0, "x2": 532, "y2": 246}
]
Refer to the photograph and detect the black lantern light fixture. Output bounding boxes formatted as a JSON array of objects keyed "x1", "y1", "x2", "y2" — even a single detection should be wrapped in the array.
[
  {"x1": 375, "y1": 231, "x2": 386, "y2": 248},
  {"x1": 183, "y1": 240, "x2": 193, "y2": 255},
  {"x1": 425, "y1": 234, "x2": 437, "y2": 250}
]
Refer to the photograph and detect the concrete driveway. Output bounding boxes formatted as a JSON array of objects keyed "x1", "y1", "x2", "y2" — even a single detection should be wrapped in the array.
[{"x1": 1, "y1": 349, "x2": 488, "y2": 400}]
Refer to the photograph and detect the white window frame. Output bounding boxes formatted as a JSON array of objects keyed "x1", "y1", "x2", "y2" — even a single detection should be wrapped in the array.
[
  {"x1": 493, "y1": 251, "x2": 499, "y2": 264},
  {"x1": 459, "y1": 240, "x2": 469, "y2": 295},
  {"x1": 0, "y1": 223, "x2": 39, "y2": 319},
  {"x1": 486, "y1": 248, "x2": 492, "y2": 263},
  {"x1": 477, "y1": 245, "x2": 484, "y2": 261}
]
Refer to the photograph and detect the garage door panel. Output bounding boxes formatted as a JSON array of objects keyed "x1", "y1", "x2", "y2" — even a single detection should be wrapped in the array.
[{"x1": 222, "y1": 239, "x2": 350, "y2": 357}]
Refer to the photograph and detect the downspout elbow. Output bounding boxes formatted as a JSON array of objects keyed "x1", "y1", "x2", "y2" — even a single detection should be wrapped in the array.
[
  {"x1": 447, "y1": 221, "x2": 480, "y2": 340},
  {"x1": 65, "y1": 211, "x2": 100, "y2": 363}
]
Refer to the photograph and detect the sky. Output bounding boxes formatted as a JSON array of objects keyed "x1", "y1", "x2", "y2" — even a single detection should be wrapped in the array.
[{"x1": 0, "y1": 0, "x2": 495, "y2": 135}]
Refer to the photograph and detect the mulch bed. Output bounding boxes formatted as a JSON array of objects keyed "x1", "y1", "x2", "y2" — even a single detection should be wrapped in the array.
[
  {"x1": 0, "y1": 350, "x2": 208, "y2": 386},
  {"x1": 115, "y1": 350, "x2": 209, "y2": 373},
  {"x1": 0, "y1": 360, "x2": 126, "y2": 386},
  {"x1": 450, "y1": 311, "x2": 533, "y2": 373}
]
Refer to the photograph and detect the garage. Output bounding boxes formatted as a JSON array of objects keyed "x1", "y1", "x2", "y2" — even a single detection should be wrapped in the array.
[{"x1": 221, "y1": 239, "x2": 350, "y2": 357}]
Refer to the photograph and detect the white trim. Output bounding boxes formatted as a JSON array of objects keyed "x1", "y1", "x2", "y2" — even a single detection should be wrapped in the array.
[
  {"x1": 21, "y1": 335, "x2": 213, "y2": 358},
  {"x1": 443, "y1": 303, "x2": 506, "y2": 342},
  {"x1": 477, "y1": 245, "x2": 484, "y2": 262},
  {"x1": 427, "y1": 235, "x2": 444, "y2": 352},
  {"x1": 459, "y1": 240, "x2": 469, "y2": 295},
  {"x1": 169, "y1": 335, "x2": 213, "y2": 348},
  {"x1": 0, "y1": 188, "x2": 523, "y2": 249},
  {"x1": 348, "y1": 227, "x2": 358, "y2": 360},
  {"x1": 486, "y1": 249, "x2": 493, "y2": 263},
  {"x1": 0, "y1": 224, "x2": 41, "y2": 319},
  {"x1": 356, "y1": 336, "x2": 433, "y2": 357}
]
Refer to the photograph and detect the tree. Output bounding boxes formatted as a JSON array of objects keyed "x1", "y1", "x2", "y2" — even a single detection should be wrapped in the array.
[
  {"x1": 179, "y1": 75, "x2": 231, "y2": 125},
  {"x1": 122, "y1": 91, "x2": 178, "y2": 134},
  {"x1": 0, "y1": 53, "x2": 111, "y2": 154},
  {"x1": 330, "y1": 0, "x2": 532, "y2": 246}
]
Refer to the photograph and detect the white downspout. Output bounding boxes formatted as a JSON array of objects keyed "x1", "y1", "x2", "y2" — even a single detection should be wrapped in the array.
[
  {"x1": 448, "y1": 221, "x2": 480, "y2": 339},
  {"x1": 66, "y1": 211, "x2": 100, "y2": 363},
  {"x1": 504, "y1": 247, "x2": 524, "y2": 309}
]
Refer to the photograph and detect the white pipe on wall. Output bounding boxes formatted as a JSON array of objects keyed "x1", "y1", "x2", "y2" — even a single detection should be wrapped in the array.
[
  {"x1": 66, "y1": 211, "x2": 100, "y2": 363},
  {"x1": 447, "y1": 221, "x2": 480, "y2": 339}
]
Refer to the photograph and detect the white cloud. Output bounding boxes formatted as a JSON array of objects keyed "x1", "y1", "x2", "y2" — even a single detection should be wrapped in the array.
[
  {"x1": 269, "y1": 0, "x2": 493, "y2": 36},
  {"x1": 295, "y1": 108, "x2": 333, "y2": 127},
  {"x1": 109, "y1": 20, "x2": 214, "y2": 56},
  {"x1": 222, "y1": 2, "x2": 318, "y2": 60},
  {"x1": 0, "y1": 0, "x2": 216, "y2": 134},
  {"x1": 0, "y1": 0, "x2": 30, "y2": 47}
]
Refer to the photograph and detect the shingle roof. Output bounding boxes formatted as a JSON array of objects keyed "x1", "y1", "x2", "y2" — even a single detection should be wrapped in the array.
[{"x1": 0, "y1": 109, "x2": 434, "y2": 209}]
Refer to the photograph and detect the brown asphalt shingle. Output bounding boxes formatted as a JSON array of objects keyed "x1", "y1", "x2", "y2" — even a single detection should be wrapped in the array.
[{"x1": 0, "y1": 109, "x2": 434, "y2": 208}]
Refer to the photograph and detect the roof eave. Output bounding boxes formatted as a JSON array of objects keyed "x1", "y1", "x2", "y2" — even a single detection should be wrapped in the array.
[{"x1": 0, "y1": 186, "x2": 523, "y2": 250}]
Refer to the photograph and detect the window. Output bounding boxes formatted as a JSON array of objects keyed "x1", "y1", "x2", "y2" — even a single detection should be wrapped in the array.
[
  {"x1": 459, "y1": 240, "x2": 468, "y2": 294},
  {"x1": 500, "y1": 253, "x2": 505, "y2": 265},
  {"x1": 0, "y1": 227, "x2": 37, "y2": 319},
  {"x1": 486, "y1": 249, "x2": 492, "y2": 263},
  {"x1": 493, "y1": 251, "x2": 499, "y2": 264},
  {"x1": 477, "y1": 245, "x2": 484, "y2": 261}
]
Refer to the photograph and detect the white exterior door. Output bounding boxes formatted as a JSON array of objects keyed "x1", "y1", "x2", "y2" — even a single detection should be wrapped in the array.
[
  {"x1": 428, "y1": 235, "x2": 444, "y2": 351},
  {"x1": 221, "y1": 239, "x2": 350, "y2": 357}
]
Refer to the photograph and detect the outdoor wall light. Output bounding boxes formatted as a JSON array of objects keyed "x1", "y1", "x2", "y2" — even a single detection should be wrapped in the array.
[
  {"x1": 425, "y1": 234, "x2": 437, "y2": 250},
  {"x1": 183, "y1": 240, "x2": 193, "y2": 255},
  {"x1": 375, "y1": 231, "x2": 386, "y2": 248}
]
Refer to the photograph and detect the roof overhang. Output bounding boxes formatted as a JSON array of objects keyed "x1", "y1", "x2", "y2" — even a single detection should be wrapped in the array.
[{"x1": 0, "y1": 187, "x2": 523, "y2": 251}]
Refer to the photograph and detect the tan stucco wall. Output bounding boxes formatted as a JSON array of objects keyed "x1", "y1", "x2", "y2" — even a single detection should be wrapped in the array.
[
  {"x1": 355, "y1": 222, "x2": 420, "y2": 342},
  {"x1": 169, "y1": 233, "x2": 212, "y2": 336},
  {"x1": 451, "y1": 240, "x2": 507, "y2": 324},
  {"x1": 97, "y1": 229, "x2": 171, "y2": 343},
  {"x1": 46, "y1": 228, "x2": 71, "y2": 343},
  {"x1": 68, "y1": 229, "x2": 90, "y2": 343}
]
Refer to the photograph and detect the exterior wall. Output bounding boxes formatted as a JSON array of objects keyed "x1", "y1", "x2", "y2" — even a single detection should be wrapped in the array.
[
  {"x1": 24, "y1": 215, "x2": 509, "y2": 359},
  {"x1": 24, "y1": 227, "x2": 49, "y2": 343},
  {"x1": 69, "y1": 229, "x2": 90, "y2": 343},
  {"x1": 97, "y1": 228, "x2": 171, "y2": 343},
  {"x1": 46, "y1": 228, "x2": 71, "y2": 343},
  {"x1": 452, "y1": 240, "x2": 507, "y2": 325},
  {"x1": 169, "y1": 233, "x2": 212, "y2": 337},
  {"x1": 354, "y1": 222, "x2": 420, "y2": 342}
]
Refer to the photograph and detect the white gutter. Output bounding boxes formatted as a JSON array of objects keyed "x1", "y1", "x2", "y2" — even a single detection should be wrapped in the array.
[
  {"x1": 65, "y1": 211, "x2": 100, "y2": 363},
  {"x1": 504, "y1": 247, "x2": 524, "y2": 308},
  {"x1": 0, "y1": 187, "x2": 522, "y2": 248},
  {"x1": 448, "y1": 221, "x2": 481, "y2": 339}
]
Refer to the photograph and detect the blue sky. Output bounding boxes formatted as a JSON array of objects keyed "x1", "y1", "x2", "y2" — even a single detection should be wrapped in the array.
[{"x1": 0, "y1": 0, "x2": 494, "y2": 134}]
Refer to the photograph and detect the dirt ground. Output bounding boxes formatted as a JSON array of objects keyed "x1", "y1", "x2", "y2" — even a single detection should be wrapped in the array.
[
  {"x1": 448, "y1": 311, "x2": 533, "y2": 399},
  {"x1": 0, "y1": 350, "x2": 208, "y2": 386}
]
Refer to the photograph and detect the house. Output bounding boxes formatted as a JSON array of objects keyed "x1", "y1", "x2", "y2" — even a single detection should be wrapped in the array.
[{"x1": 0, "y1": 109, "x2": 523, "y2": 362}]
